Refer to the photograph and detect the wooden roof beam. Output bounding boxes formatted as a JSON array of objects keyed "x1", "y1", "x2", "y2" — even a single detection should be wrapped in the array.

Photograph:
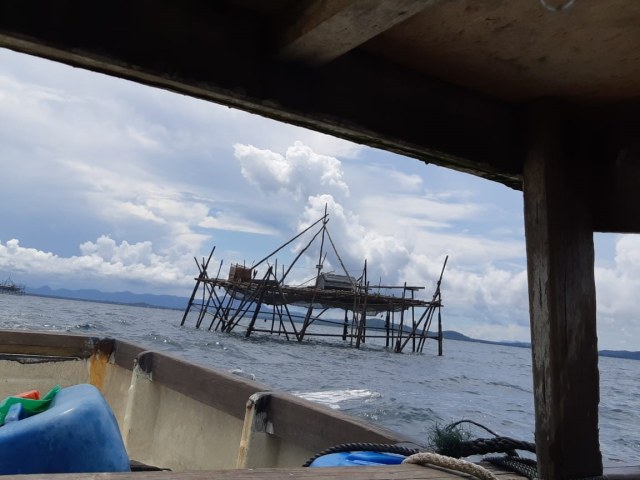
[
  {"x1": 277, "y1": 0, "x2": 436, "y2": 67},
  {"x1": 590, "y1": 102, "x2": 640, "y2": 233},
  {"x1": 592, "y1": 144, "x2": 640, "y2": 233}
]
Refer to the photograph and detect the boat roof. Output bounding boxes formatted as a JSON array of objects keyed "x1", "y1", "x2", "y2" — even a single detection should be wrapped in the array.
[{"x1": 1, "y1": 1, "x2": 637, "y2": 197}]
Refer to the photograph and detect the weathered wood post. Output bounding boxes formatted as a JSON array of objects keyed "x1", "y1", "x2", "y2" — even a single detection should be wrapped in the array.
[
  {"x1": 181, "y1": 247, "x2": 215, "y2": 327},
  {"x1": 343, "y1": 310, "x2": 349, "y2": 341},
  {"x1": 523, "y1": 101, "x2": 602, "y2": 479},
  {"x1": 437, "y1": 307, "x2": 443, "y2": 356},
  {"x1": 384, "y1": 311, "x2": 390, "y2": 347}
]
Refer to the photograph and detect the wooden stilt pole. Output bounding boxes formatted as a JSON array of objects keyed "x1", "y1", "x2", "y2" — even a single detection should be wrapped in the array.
[
  {"x1": 181, "y1": 247, "x2": 215, "y2": 326},
  {"x1": 180, "y1": 277, "x2": 202, "y2": 327},
  {"x1": 217, "y1": 287, "x2": 238, "y2": 331},
  {"x1": 342, "y1": 310, "x2": 348, "y2": 341},
  {"x1": 437, "y1": 307, "x2": 443, "y2": 356},
  {"x1": 398, "y1": 305, "x2": 430, "y2": 353},
  {"x1": 355, "y1": 281, "x2": 369, "y2": 348},
  {"x1": 411, "y1": 291, "x2": 416, "y2": 352},
  {"x1": 211, "y1": 286, "x2": 230, "y2": 330},
  {"x1": 523, "y1": 101, "x2": 601, "y2": 479},
  {"x1": 195, "y1": 275, "x2": 208, "y2": 329},
  {"x1": 394, "y1": 283, "x2": 407, "y2": 352},
  {"x1": 355, "y1": 261, "x2": 368, "y2": 348},
  {"x1": 206, "y1": 284, "x2": 226, "y2": 331},
  {"x1": 245, "y1": 267, "x2": 273, "y2": 337},
  {"x1": 225, "y1": 282, "x2": 262, "y2": 333},
  {"x1": 390, "y1": 310, "x2": 395, "y2": 347},
  {"x1": 384, "y1": 311, "x2": 390, "y2": 348}
]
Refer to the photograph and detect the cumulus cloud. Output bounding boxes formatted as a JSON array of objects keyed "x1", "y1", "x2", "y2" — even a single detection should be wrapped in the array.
[
  {"x1": 234, "y1": 141, "x2": 349, "y2": 199},
  {"x1": 0, "y1": 237, "x2": 192, "y2": 294},
  {"x1": 296, "y1": 195, "x2": 411, "y2": 280},
  {"x1": 79, "y1": 236, "x2": 155, "y2": 265},
  {"x1": 593, "y1": 235, "x2": 640, "y2": 348}
]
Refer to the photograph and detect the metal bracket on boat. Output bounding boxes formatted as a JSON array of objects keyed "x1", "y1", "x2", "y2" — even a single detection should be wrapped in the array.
[
  {"x1": 237, "y1": 391, "x2": 277, "y2": 468},
  {"x1": 246, "y1": 392, "x2": 274, "y2": 434},
  {"x1": 83, "y1": 337, "x2": 115, "y2": 360},
  {"x1": 133, "y1": 351, "x2": 155, "y2": 380}
]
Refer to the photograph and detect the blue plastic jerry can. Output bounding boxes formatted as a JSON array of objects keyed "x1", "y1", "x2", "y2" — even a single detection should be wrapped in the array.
[
  {"x1": 310, "y1": 451, "x2": 406, "y2": 467},
  {"x1": 0, "y1": 383, "x2": 130, "y2": 474}
]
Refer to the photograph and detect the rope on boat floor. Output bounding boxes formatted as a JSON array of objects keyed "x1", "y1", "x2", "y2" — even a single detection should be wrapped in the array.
[
  {"x1": 484, "y1": 456, "x2": 538, "y2": 479},
  {"x1": 301, "y1": 442, "x2": 420, "y2": 467},
  {"x1": 430, "y1": 420, "x2": 609, "y2": 480},
  {"x1": 301, "y1": 420, "x2": 610, "y2": 480},
  {"x1": 403, "y1": 452, "x2": 499, "y2": 480}
]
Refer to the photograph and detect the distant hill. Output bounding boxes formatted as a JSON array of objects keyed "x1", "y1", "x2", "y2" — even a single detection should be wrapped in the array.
[
  {"x1": 442, "y1": 331, "x2": 640, "y2": 360},
  {"x1": 598, "y1": 350, "x2": 640, "y2": 361},
  {"x1": 24, "y1": 286, "x2": 640, "y2": 360},
  {"x1": 26, "y1": 285, "x2": 188, "y2": 310},
  {"x1": 442, "y1": 330, "x2": 531, "y2": 349}
]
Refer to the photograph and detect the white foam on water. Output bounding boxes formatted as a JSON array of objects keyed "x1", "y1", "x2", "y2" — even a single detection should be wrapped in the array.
[{"x1": 293, "y1": 388, "x2": 381, "y2": 410}]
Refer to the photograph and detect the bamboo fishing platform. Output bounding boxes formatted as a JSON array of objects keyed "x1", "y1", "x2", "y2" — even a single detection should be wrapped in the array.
[{"x1": 181, "y1": 213, "x2": 446, "y2": 354}]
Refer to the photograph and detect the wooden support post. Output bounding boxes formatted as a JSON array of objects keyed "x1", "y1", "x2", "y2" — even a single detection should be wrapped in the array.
[
  {"x1": 245, "y1": 267, "x2": 273, "y2": 338},
  {"x1": 390, "y1": 310, "x2": 395, "y2": 347},
  {"x1": 399, "y1": 305, "x2": 430, "y2": 353},
  {"x1": 394, "y1": 283, "x2": 407, "y2": 352},
  {"x1": 437, "y1": 308, "x2": 442, "y2": 356},
  {"x1": 342, "y1": 310, "x2": 348, "y2": 341},
  {"x1": 197, "y1": 280, "x2": 217, "y2": 329},
  {"x1": 269, "y1": 276, "x2": 299, "y2": 341},
  {"x1": 217, "y1": 287, "x2": 238, "y2": 331},
  {"x1": 195, "y1": 281, "x2": 207, "y2": 329},
  {"x1": 523, "y1": 102, "x2": 602, "y2": 480},
  {"x1": 384, "y1": 311, "x2": 390, "y2": 348},
  {"x1": 211, "y1": 286, "x2": 230, "y2": 330},
  {"x1": 355, "y1": 281, "x2": 369, "y2": 349},
  {"x1": 180, "y1": 247, "x2": 215, "y2": 326},
  {"x1": 411, "y1": 291, "x2": 416, "y2": 352},
  {"x1": 180, "y1": 277, "x2": 202, "y2": 327}
]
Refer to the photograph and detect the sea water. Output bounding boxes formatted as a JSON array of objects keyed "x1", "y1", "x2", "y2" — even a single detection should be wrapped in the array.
[{"x1": 0, "y1": 294, "x2": 638, "y2": 466}]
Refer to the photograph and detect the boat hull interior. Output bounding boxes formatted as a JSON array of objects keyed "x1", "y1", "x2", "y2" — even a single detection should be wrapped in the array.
[{"x1": 0, "y1": 330, "x2": 407, "y2": 472}]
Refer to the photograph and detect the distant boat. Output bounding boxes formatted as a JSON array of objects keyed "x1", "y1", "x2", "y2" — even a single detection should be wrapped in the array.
[{"x1": 0, "y1": 278, "x2": 25, "y2": 295}]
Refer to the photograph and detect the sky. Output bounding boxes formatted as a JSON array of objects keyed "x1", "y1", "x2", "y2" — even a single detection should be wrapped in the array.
[{"x1": 0, "y1": 48, "x2": 638, "y2": 350}]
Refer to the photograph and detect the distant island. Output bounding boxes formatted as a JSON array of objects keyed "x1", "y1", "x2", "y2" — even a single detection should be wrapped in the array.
[
  {"x1": 26, "y1": 285, "x2": 185, "y2": 310},
  {"x1": 24, "y1": 285, "x2": 640, "y2": 361},
  {"x1": 439, "y1": 331, "x2": 640, "y2": 361},
  {"x1": 441, "y1": 330, "x2": 532, "y2": 349}
]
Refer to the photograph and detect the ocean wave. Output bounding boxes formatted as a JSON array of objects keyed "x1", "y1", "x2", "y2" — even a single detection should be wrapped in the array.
[
  {"x1": 486, "y1": 380, "x2": 532, "y2": 394},
  {"x1": 229, "y1": 368, "x2": 257, "y2": 381},
  {"x1": 293, "y1": 388, "x2": 382, "y2": 410},
  {"x1": 70, "y1": 322, "x2": 96, "y2": 330}
]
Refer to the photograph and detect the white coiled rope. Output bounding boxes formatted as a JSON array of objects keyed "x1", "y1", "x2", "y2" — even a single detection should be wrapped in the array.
[{"x1": 403, "y1": 452, "x2": 500, "y2": 480}]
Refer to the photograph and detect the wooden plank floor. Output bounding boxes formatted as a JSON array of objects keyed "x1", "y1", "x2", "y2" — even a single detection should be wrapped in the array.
[
  {"x1": 0, "y1": 464, "x2": 524, "y2": 479},
  {"x1": 2, "y1": 464, "x2": 639, "y2": 479}
]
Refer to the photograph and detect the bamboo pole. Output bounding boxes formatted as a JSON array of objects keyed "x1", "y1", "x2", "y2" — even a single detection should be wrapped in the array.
[
  {"x1": 245, "y1": 267, "x2": 273, "y2": 337},
  {"x1": 181, "y1": 247, "x2": 215, "y2": 326},
  {"x1": 394, "y1": 283, "x2": 407, "y2": 352}
]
